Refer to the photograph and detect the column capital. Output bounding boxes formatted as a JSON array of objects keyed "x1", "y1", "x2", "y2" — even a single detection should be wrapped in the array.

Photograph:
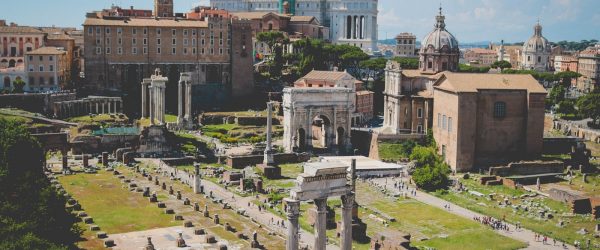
[
  {"x1": 284, "y1": 198, "x2": 300, "y2": 218},
  {"x1": 314, "y1": 198, "x2": 328, "y2": 211},
  {"x1": 341, "y1": 192, "x2": 355, "y2": 209}
]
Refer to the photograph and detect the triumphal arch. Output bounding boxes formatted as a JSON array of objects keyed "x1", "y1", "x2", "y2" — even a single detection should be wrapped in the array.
[{"x1": 282, "y1": 87, "x2": 354, "y2": 154}]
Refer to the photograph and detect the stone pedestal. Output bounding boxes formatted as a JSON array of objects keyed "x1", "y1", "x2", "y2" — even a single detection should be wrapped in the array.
[
  {"x1": 101, "y1": 152, "x2": 109, "y2": 166},
  {"x1": 82, "y1": 154, "x2": 89, "y2": 168}
]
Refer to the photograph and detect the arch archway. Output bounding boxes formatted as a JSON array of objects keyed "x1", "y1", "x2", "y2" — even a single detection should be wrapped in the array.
[
  {"x1": 3, "y1": 76, "x2": 10, "y2": 88},
  {"x1": 311, "y1": 115, "x2": 331, "y2": 149},
  {"x1": 8, "y1": 59, "x2": 16, "y2": 68},
  {"x1": 296, "y1": 128, "x2": 306, "y2": 151}
]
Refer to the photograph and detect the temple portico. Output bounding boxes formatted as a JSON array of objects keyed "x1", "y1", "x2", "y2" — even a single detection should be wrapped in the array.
[
  {"x1": 177, "y1": 72, "x2": 193, "y2": 129},
  {"x1": 285, "y1": 161, "x2": 355, "y2": 250},
  {"x1": 53, "y1": 96, "x2": 123, "y2": 119},
  {"x1": 141, "y1": 69, "x2": 167, "y2": 125}
]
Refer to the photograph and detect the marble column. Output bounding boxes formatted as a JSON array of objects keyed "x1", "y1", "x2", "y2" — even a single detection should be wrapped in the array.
[
  {"x1": 177, "y1": 80, "x2": 184, "y2": 123},
  {"x1": 340, "y1": 193, "x2": 354, "y2": 250},
  {"x1": 314, "y1": 198, "x2": 328, "y2": 250},
  {"x1": 113, "y1": 100, "x2": 117, "y2": 114},
  {"x1": 141, "y1": 80, "x2": 148, "y2": 118},
  {"x1": 185, "y1": 82, "x2": 191, "y2": 121},
  {"x1": 264, "y1": 102, "x2": 274, "y2": 165},
  {"x1": 149, "y1": 86, "x2": 155, "y2": 125},
  {"x1": 351, "y1": 15, "x2": 355, "y2": 39},
  {"x1": 285, "y1": 198, "x2": 300, "y2": 250}
]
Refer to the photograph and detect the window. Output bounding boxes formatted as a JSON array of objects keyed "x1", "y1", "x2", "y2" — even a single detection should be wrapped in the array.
[
  {"x1": 448, "y1": 117, "x2": 452, "y2": 132},
  {"x1": 96, "y1": 47, "x2": 101, "y2": 55},
  {"x1": 96, "y1": 38, "x2": 101, "y2": 45},
  {"x1": 442, "y1": 115, "x2": 447, "y2": 129},
  {"x1": 437, "y1": 113, "x2": 441, "y2": 127},
  {"x1": 417, "y1": 108, "x2": 423, "y2": 118},
  {"x1": 49, "y1": 65, "x2": 54, "y2": 71},
  {"x1": 143, "y1": 38, "x2": 147, "y2": 45},
  {"x1": 157, "y1": 28, "x2": 161, "y2": 35},
  {"x1": 132, "y1": 28, "x2": 137, "y2": 35},
  {"x1": 428, "y1": 61, "x2": 432, "y2": 69},
  {"x1": 157, "y1": 47, "x2": 161, "y2": 54},
  {"x1": 192, "y1": 48, "x2": 196, "y2": 54},
  {"x1": 192, "y1": 29, "x2": 196, "y2": 36},
  {"x1": 183, "y1": 48, "x2": 188, "y2": 55},
  {"x1": 106, "y1": 37, "x2": 110, "y2": 45},
  {"x1": 118, "y1": 38, "x2": 122, "y2": 45},
  {"x1": 417, "y1": 125, "x2": 423, "y2": 134},
  {"x1": 28, "y1": 55, "x2": 33, "y2": 61},
  {"x1": 183, "y1": 29, "x2": 188, "y2": 36},
  {"x1": 132, "y1": 47, "x2": 137, "y2": 54},
  {"x1": 494, "y1": 102, "x2": 506, "y2": 118},
  {"x1": 172, "y1": 29, "x2": 176, "y2": 36},
  {"x1": 132, "y1": 38, "x2": 137, "y2": 45},
  {"x1": 106, "y1": 47, "x2": 111, "y2": 54},
  {"x1": 96, "y1": 27, "x2": 101, "y2": 34},
  {"x1": 192, "y1": 38, "x2": 196, "y2": 46},
  {"x1": 172, "y1": 47, "x2": 176, "y2": 54},
  {"x1": 537, "y1": 56, "x2": 541, "y2": 63},
  {"x1": 105, "y1": 27, "x2": 110, "y2": 34},
  {"x1": 117, "y1": 27, "x2": 122, "y2": 34},
  {"x1": 183, "y1": 38, "x2": 188, "y2": 46},
  {"x1": 143, "y1": 28, "x2": 147, "y2": 35},
  {"x1": 39, "y1": 56, "x2": 43, "y2": 61},
  {"x1": 172, "y1": 38, "x2": 176, "y2": 45},
  {"x1": 88, "y1": 27, "x2": 93, "y2": 34},
  {"x1": 49, "y1": 56, "x2": 53, "y2": 61},
  {"x1": 39, "y1": 65, "x2": 44, "y2": 72},
  {"x1": 157, "y1": 38, "x2": 161, "y2": 45},
  {"x1": 117, "y1": 47, "x2": 122, "y2": 54},
  {"x1": 143, "y1": 47, "x2": 148, "y2": 54},
  {"x1": 29, "y1": 65, "x2": 34, "y2": 72}
]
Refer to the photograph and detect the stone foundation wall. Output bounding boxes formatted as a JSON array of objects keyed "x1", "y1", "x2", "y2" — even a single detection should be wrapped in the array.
[
  {"x1": 543, "y1": 137, "x2": 581, "y2": 155},
  {"x1": 489, "y1": 161, "x2": 564, "y2": 176},
  {"x1": 553, "y1": 118, "x2": 600, "y2": 143},
  {"x1": 0, "y1": 91, "x2": 76, "y2": 115},
  {"x1": 226, "y1": 153, "x2": 310, "y2": 169}
]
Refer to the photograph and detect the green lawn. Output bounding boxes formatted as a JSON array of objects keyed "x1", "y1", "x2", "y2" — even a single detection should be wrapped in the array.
[
  {"x1": 66, "y1": 113, "x2": 128, "y2": 124},
  {"x1": 165, "y1": 114, "x2": 178, "y2": 123},
  {"x1": 260, "y1": 163, "x2": 303, "y2": 190},
  {"x1": 356, "y1": 182, "x2": 526, "y2": 250},
  {"x1": 202, "y1": 123, "x2": 283, "y2": 144},
  {"x1": 58, "y1": 170, "x2": 178, "y2": 234},
  {"x1": 435, "y1": 175, "x2": 600, "y2": 248}
]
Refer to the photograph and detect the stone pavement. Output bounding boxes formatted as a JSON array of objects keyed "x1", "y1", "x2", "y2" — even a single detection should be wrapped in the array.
[
  {"x1": 370, "y1": 177, "x2": 575, "y2": 250},
  {"x1": 140, "y1": 158, "x2": 340, "y2": 250},
  {"x1": 111, "y1": 226, "x2": 235, "y2": 250}
]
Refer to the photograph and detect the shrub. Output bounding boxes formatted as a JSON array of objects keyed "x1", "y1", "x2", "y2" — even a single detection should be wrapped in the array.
[{"x1": 412, "y1": 163, "x2": 450, "y2": 191}]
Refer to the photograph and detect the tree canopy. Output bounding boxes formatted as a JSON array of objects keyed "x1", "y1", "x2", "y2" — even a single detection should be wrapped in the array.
[
  {"x1": 490, "y1": 60, "x2": 512, "y2": 71},
  {"x1": 0, "y1": 119, "x2": 80, "y2": 250},
  {"x1": 576, "y1": 92, "x2": 600, "y2": 125},
  {"x1": 409, "y1": 146, "x2": 449, "y2": 191}
]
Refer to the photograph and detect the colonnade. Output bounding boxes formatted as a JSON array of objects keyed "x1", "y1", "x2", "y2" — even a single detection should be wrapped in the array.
[
  {"x1": 141, "y1": 69, "x2": 167, "y2": 125},
  {"x1": 345, "y1": 15, "x2": 369, "y2": 40},
  {"x1": 177, "y1": 72, "x2": 193, "y2": 129},
  {"x1": 53, "y1": 97, "x2": 122, "y2": 119},
  {"x1": 285, "y1": 193, "x2": 355, "y2": 250}
]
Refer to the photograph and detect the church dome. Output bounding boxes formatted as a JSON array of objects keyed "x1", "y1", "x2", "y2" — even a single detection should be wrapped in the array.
[
  {"x1": 421, "y1": 8, "x2": 459, "y2": 52},
  {"x1": 523, "y1": 22, "x2": 550, "y2": 53}
]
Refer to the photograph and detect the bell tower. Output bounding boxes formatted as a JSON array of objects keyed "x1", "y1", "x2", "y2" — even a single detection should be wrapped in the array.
[{"x1": 154, "y1": 0, "x2": 173, "y2": 17}]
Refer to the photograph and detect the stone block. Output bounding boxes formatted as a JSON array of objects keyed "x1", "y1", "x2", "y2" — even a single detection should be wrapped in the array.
[
  {"x1": 218, "y1": 244, "x2": 227, "y2": 250},
  {"x1": 89, "y1": 225, "x2": 100, "y2": 231},
  {"x1": 104, "y1": 239, "x2": 114, "y2": 247},
  {"x1": 165, "y1": 208, "x2": 174, "y2": 214},
  {"x1": 77, "y1": 211, "x2": 88, "y2": 218},
  {"x1": 97, "y1": 231, "x2": 107, "y2": 239},
  {"x1": 174, "y1": 214, "x2": 183, "y2": 220},
  {"x1": 157, "y1": 202, "x2": 166, "y2": 208},
  {"x1": 183, "y1": 221, "x2": 193, "y2": 227},
  {"x1": 194, "y1": 228, "x2": 206, "y2": 235},
  {"x1": 205, "y1": 235, "x2": 216, "y2": 244},
  {"x1": 83, "y1": 217, "x2": 94, "y2": 224}
]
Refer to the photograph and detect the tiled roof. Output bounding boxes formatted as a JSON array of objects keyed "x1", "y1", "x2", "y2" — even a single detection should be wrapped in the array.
[
  {"x1": 290, "y1": 16, "x2": 315, "y2": 23},
  {"x1": 402, "y1": 69, "x2": 443, "y2": 79},
  {"x1": 0, "y1": 26, "x2": 43, "y2": 34},
  {"x1": 84, "y1": 17, "x2": 208, "y2": 28},
  {"x1": 47, "y1": 32, "x2": 74, "y2": 40},
  {"x1": 27, "y1": 47, "x2": 66, "y2": 55},
  {"x1": 434, "y1": 72, "x2": 547, "y2": 94},
  {"x1": 466, "y1": 48, "x2": 497, "y2": 54},
  {"x1": 300, "y1": 70, "x2": 353, "y2": 81}
]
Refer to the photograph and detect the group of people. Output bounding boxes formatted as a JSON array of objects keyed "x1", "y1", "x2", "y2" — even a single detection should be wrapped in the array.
[{"x1": 473, "y1": 215, "x2": 510, "y2": 232}]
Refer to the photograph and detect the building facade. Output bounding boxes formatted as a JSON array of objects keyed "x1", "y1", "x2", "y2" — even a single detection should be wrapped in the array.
[
  {"x1": 520, "y1": 22, "x2": 551, "y2": 71},
  {"x1": 464, "y1": 48, "x2": 498, "y2": 67},
  {"x1": 25, "y1": 47, "x2": 68, "y2": 92},
  {"x1": 83, "y1": 2, "x2": 254, "y2": 112},
  {"x1": 0, "y1": 20, "x2": 45, "y2": 92},
  {"x1": 210, "y1": 0, "x2": 378, "y2": 51},
  {"x1": 433, "y1": 73, "x2": 546, "y2": 172},
  {"x1": 577, "y1": 45, "x2": 600, "y2": 93},
  {"x1": 382, "y1": 8, "x2": 457, "y2": 135},
  {"x1": 394, "y1": 32, "x2": 416, "y2": 57}
]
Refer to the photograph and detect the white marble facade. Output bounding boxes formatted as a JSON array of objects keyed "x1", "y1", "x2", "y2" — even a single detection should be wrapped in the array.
[{"x1": 210, "y1": 0, "x2": 378, "y2": 51}]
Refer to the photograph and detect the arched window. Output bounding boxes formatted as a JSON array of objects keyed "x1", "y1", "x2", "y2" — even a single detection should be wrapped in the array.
[
  {"x1": 3, "y1": 76, "x2": 10, "y2": 88},
  {"x1": 494, "y1": 102, "x2": 506, "y2": 118}
]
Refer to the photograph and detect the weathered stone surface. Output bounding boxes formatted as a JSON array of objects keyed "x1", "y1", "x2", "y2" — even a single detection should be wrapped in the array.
[
  {"x1": 83, "y1": 217, "x2": 94, "y2": 224},
  {"x1": 165, "y1": 208, "x2": 174, "y2": 214},
  {"x1": 89, "y1": 225, "x2": 100, "y2": 231},
  {"x1": 194, "y1": 228, "x2": 206, "y2": 235},
  {"x1": 205, "y1": 235, "x2": 216, "y2": 243},
  {"x1": 183, "y1": 221, "x2": 193, "y2": 227},
  {"x1": 97, "y1": 231, "x2": 107, "y2": 238},
  {"x1": 174, "y1": 214, "x2": 183, "y2": 220},
  {"x1": 157, "y1": 202, "x2": 166, "y2": 208},
  {"x1": 104, "y1": 239, "x2": 114, "y2": 247}
]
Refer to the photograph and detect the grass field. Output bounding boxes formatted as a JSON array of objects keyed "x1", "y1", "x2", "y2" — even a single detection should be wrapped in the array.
[
  {"x1": 66, "y1": 113, "x2": 128, "y2": 124},
  {"x1": 58, "y1": 170, "x2": 178, "y2": 235},
  {"x1": 202, "y1": 123, "x2": 283, "y2": 144},
  {"x1": 205, "y1": 110, "x2": 267, "y2": 117},
  {"x1": 435, "y1": 175, "x2": 599, "y2": 248},
  {"x1": 260, "y1": 163, "x2": 303, "y2": 190}
]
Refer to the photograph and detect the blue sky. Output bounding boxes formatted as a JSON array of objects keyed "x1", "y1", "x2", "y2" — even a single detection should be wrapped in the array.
[{"x1": 1, "y1": 0, "x2": 598, "y2": 43}]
